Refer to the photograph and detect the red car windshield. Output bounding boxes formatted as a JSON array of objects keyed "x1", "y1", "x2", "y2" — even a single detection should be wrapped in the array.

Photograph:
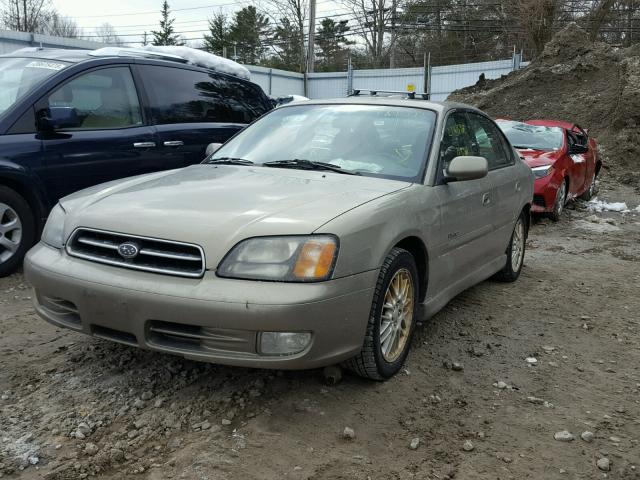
[{"x1": 497, "y1": 120, "x2": 563, "y2": 151}]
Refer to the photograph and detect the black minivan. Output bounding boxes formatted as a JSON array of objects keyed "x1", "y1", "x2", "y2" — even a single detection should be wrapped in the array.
[{"x1": 0, "y1": 47, "x2": 272, "y2": 276}]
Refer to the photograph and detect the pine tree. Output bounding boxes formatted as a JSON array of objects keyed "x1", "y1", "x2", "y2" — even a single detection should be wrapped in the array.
[
  {"x1": 316, "y1": 19, "x2": 353, "y2": 71},
  {"x1": 151, "y1": 1, "x2": 183, "y2": 46},
  {"x1": 263, "y1": 17, "x2": 304, "y2": 72},
  {"x1": 228, "y1": 6, "x2": 269, "y2": 64},
  {"x1": 203, "y1": 12, "x2": 229, "y2": 55}
]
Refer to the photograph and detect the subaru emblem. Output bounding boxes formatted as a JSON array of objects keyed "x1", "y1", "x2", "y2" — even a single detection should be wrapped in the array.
[{"x1": 118, "y1": 242, "x2": 139, "y2": 259}]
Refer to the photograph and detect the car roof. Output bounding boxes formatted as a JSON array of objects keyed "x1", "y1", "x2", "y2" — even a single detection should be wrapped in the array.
[
  {"x1": 0, "y1": 47, "x2": 93, "y2": 63},
  {"x1": 291, "y1": 96, "x2": 483, "y2": 115}
]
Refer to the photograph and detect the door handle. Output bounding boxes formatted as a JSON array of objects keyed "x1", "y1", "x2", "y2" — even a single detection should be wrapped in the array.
[
  {"x1": 133, "y1": 142, "x2": 156, "y2": 148},
  {"x1": 482, "y1": 193, "x2": 492, "y2": 206},
  {"x1": 163, "y1": 140, "x2": 184, "y2": 147},
  {"x1": 515, "y1": 181, "x2": 521, "y2": 192}
]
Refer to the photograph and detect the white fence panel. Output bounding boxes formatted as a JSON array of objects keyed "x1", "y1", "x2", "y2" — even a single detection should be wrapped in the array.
[
  {"x1": 307, "y1": 71, "x2": 349, "y2": 98},
  {"x1": 245, "y1": 65, "x2": 305, "y2": 97},
  {"x1": 429, "y1": 59, "x2": 515, "y2": 101},
  {"x1": 353, "y1": 67, "x2": 425, "y2": 94}
]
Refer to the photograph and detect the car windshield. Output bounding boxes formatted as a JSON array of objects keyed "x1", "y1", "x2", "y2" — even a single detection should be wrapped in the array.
[
  {"x1": 207, "y1": 104, "x2": 437, "y2": 181},
  {"x1": 0, "y1": 57, "x2": 70, "y2": 115},
  {"x1": 497, "y1": 120, "x2": 563, "y2": 151}
]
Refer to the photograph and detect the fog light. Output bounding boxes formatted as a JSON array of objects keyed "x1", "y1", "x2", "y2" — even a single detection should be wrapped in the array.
[{"x1": 259, "y1": 332, "x2": 311, "y2": 356}]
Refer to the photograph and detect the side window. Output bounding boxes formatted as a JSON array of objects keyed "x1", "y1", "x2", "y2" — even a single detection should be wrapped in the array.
[
  {"x1": 466, "y1": 113, "x2": 511, "y2": 169},
  {"x1": 439, "y1": 112, "x2": 474, "y2": 172},
  {"x1": 47, "y1": 67, "x2": 142, "y2": 129},
  {"x1": 140, "y1": 65, "x2": 269, "y2": 125}
]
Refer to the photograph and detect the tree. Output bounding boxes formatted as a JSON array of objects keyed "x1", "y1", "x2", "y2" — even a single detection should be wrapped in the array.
[
  {"x1": 43, "y1": 12, "x2": 80, "y2": 37},
  {"x1": 263, "y1": 17, "x2": 305, "y2": 71},
  {"x1": 95, "y1": 22, "x2": 123, "y2": 45},
  {"x1": 316, "y1": 18, "x2": 353, "y2": 71},
  {"x1": 152, "y1": 1, "x2": 183, "y2": 46},
  {"x1": 1, "y1": 0, "x2": 51, "y2": 32},
  {"x1": 203, "y1": 12, "x2": 230, "y2": 55},
  {"x1": 228, "y1": 6, "x2": 269, "y2": 64},
  {"x1": 263, "y1": 0, "x2": 307, "y2": 71},
  {"x1": 342, "y1": 0, "x2": 395, "y2": 66}
]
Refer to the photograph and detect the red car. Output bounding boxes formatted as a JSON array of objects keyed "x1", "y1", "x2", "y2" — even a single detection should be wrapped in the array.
[{"x1": 497, "y1": 119, "x2": 602, "y2": 220}]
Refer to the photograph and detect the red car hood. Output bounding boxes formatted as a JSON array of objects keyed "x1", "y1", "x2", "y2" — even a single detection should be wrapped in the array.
[{"x1": 516, "y1": 148, "x2": 562, "y2": 168}]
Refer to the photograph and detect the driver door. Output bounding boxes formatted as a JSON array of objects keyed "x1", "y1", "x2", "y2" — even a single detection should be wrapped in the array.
[{"x1": 430, "y1": 111, "x2": 496, "y2": 290}]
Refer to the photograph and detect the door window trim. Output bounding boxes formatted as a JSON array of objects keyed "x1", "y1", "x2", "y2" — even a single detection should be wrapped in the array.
[
  {"x1": 464, "y1": 111, "x2": 516, "y2": 171},
  {"x1": 35, "y1": 64, "x2": 147, "y2": 132}
]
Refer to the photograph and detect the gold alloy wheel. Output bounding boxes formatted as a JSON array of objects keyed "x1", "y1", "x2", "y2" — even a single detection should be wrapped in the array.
[{"x1": 380, "y1": 268, "x2": 414, "y2": 363}]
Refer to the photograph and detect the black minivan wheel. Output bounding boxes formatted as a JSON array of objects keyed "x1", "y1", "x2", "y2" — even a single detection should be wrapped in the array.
[
  {"x1": 0, "y1": 186, "x2": 35, "y2": 277},
  {"x1": 345, "y1": 247, "x2": 418, "y2": 380}
]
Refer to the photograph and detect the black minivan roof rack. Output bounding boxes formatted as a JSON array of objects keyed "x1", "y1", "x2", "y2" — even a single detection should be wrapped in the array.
[{"x1": 350, "y1": 89, "x2": 430, "y2": 100}]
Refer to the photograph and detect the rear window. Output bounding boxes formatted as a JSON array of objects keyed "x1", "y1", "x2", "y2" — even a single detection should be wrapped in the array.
[
  {"x1": 497, "y1": 120, "x2": 563, "y2": 151},
  {"x1": 140, "y1": 65, "x2": 270, "y2": 125}
]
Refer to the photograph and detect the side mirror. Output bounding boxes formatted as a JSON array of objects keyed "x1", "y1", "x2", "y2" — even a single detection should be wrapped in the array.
[
  {"x1": 569, "y1": 143, "x2": 588, "y2": 154},
  {"x1": 444, "y1": 156, "x2": 488, "y2": 182},
  {"x1": 205, "y1": 142, "x2": 223, "y2": 156},
  {"x1": 37, "y1": 106, "x2": 81, "y2": 131}
]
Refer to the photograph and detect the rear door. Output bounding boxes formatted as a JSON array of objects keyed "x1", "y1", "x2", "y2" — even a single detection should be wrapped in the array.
[
  {"x1": 431, "y1": 111, "x2": 497, "y2": 287},
  {"x1": 466, "y1": 112, "x2": 519, "y2": 257},
  {"x1": 137, "y1": 65, "x2": 269, "y2": 167},
  {"x1": 37, "y1": 65, "x2": 161, "y2": 201}
]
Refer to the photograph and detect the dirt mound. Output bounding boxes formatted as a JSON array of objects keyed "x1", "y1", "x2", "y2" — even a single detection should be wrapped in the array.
[{"x1": 449, "y1": 23, "x2": 640, "y2": 186}]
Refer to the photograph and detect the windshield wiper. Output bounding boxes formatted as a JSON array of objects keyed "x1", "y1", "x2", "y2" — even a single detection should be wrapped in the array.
[
  {"x1": 263, "y1": 159, "x2": 360, "y2": 175},
  {"x1": 204, "y1": 157, "x2": 254, "y2": 165}
]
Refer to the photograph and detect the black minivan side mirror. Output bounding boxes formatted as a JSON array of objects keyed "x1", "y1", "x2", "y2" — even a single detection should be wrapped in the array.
[{"x1": 37, "y1": 106, "x2": 81, "y2": 131}]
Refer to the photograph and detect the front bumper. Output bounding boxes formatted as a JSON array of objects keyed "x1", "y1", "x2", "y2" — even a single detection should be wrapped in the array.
[
  {"x1": 531, "y1": 174, "x2": 561, "y2": 213},
  {"x1": 24, "y1": 243, "x2": 377, "y2": 370}
]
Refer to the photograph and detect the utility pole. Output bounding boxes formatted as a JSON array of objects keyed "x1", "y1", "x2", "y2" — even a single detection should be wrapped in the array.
[
  {"x1": 390, "y1": 0, "x2": 397, "y2": 68},
  {"x1": 307, "y1": 0, "x2": 316, "y2": 73}
]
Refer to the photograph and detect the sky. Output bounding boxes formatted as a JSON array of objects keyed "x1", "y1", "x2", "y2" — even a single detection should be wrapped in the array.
[{"x1": 51, "y1": 0, "x2": 350, "y2": 47}]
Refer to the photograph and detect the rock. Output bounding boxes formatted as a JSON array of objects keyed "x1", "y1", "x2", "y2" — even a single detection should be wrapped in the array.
[
  {"x1": 542, "y1": 345, "x2": 555, "y2": 353},
  {"x1": 221, "y1": 419, "x2": 232, "y2": 426},
  {"x1": 609, "y1": 436, "x2": 621, "y2": 443},
  {"x1": 201, "y1": 421, "x2": 211, "y2": 431},
  {"x1": 109, "y1": 449, "x2": 125, "y2": 462},
  {"x1": 132, "y1": 399, "x2": 145, "y2": 409},
  {"x1": 527, "y1": 396, "x2": 546, "y2": 405},
  {"x1": 494, "y1": 381, "x2": 508, "y2": 390},
  {"x1": 84, "y1": 443, "x2": 99, "y2": 456},
  {"x1": 409, "y1": 438, "x2": 420, "y2": 450},
  {"x1": 525, "y1": 357, "x2": 538, "y2": 365},
  {"x1": 153, "y1": 399, "x2": 164, "y2": 408},
  {"x1": 581, "y1": 431, "x2": 594, "y2": 443},
  {"x1": 28, "y1": 456, "x2": 39, "y2": 465},
  {"x1": 554, "y1": 430, "x2": 575, "y2": 442},
  {"x1": 452, "y1": 362, "x2": 464, "y2": 371},
  {"x1": 141, "y1": 391, "x2": 153, "y2": 401},
  {"x1": 342, "y1": 427, "x2": 355, "y2": 440},
  {"x1": 77, "y1": 422, "x2": 91, "y2": 435},
  {"x1": 597, "y1": 457, "x2": 610, "y2": 472},
  {"x1": 462, "y1": 440, "x2": 474, "y2": 452}
]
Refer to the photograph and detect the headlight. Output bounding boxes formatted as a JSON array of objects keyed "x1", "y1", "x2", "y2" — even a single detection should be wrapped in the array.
[
  {"x1": 217, "y1": 235, "x2": 338, "y2": 282},
  {"x1": 41, "y1": 204, "x2": 67, "y2": 249},
  {"x1": 531, "y1": 165, "x2": 553, "y2": 179}
]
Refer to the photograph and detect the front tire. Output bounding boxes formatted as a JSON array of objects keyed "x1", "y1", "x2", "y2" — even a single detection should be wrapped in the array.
[
  {"x1": 495, "y1": 211, "x2": 527, "y2": 283},
  {"x1": 0, "y1": 186, "x2": 35, "y2": 277},
  {"x1": 345, "y1": 247, "x2": 418, "y2": 380},
  {"x1": 549, "y1": 179, "x2": 567, "y2": 222},
  {"x1": 579, "y1": 172, "x2": 597, "y2": 201}
]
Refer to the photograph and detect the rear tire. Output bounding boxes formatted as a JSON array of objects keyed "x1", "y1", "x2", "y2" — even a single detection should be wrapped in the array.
[
  {"x1": 494, "y1": 211, "x2": 527, "y2": 283},
  {"x1": 579, "y1": 172, "x2": 597, "y2": 201},
  {"x1": 0, "y1": 186, "x2": 35, "y2": 277},
  {"x1": 345, "y1": 247, "x2": 418, "y2": 380}
]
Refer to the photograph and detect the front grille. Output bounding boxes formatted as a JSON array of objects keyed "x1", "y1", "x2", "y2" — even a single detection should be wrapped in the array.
[
  {"x1": 66, "y1": 228, "x2": 205, "y2": 278},
  {"x1": 147, "y1": 320, "x2": 256, "y2": 354}
]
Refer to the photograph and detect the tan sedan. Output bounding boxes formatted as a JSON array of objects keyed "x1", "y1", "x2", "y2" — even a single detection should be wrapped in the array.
[{"x1": 25, "y1": 98, "x2": 533, "y2": 380}]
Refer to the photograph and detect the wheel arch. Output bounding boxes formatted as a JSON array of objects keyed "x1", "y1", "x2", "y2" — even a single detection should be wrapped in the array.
[
  {"x1": 0, "y1": 170, "x2": 49, "y2": 231},
  {"x1": 392, "y1": 236, "x2": 429, "y2": 302}
]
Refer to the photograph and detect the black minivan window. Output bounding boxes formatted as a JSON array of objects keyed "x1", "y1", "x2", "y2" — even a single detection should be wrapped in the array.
[
  {"x1": 47, "y1": 67, "x2": 142, "y2": 129},
  {"x1": 140, "y1": 65, "x2": 269, "y2": 125}
]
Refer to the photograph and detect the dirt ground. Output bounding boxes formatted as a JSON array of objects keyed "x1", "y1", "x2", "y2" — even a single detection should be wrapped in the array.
[{"x1": 1, "y1": 180, "x2": 639, "y2": 480}]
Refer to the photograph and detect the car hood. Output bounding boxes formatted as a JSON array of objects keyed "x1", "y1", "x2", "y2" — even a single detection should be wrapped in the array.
[
  {"x1": 60, "y1": 165, "x2": 409, "y2": 267},
  {"x1": 516, "y1": 148, "x2": 562, "y2": 168}
]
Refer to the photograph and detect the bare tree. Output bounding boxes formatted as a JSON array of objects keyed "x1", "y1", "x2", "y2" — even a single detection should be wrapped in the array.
[
  {"x1": 342, "y1": 0, "x2": 395, "y2": 66},
  {"x1": 2, "y1": 0, "x2": 51, "y2": 32},
  {"x1": 94, "y1": 22, "x2": 124, "y2": 45},
  {"x1": 41, "y1": 12, "x2": 80, "y2": 37},
  {"x1": 262, "y1": 0, "x2": 308, "y2": 71}
]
